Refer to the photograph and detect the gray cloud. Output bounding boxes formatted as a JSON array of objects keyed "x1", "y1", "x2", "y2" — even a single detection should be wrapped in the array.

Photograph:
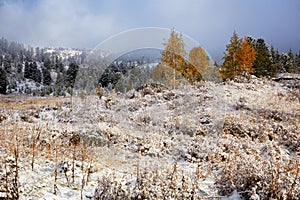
[{"x1": 0, "y1": 0, "x2": 300, "y2": 61}]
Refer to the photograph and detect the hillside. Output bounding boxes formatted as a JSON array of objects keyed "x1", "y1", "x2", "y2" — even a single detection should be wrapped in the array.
[
  {"x1": 0, "y1": 38, "x2": 166, "y2": 96},
  {"x1": 0, "y1": 76, "x2": 299, "y2": 199}
]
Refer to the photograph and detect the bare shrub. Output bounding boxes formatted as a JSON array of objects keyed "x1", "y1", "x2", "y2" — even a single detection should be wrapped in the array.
[
  {"x1": 93, "y1": 162, "x2": 206, "y2": 199},
  {"x1": 215, "y1": 142, "x2": 300, "y2": 199},
  {"x1": 96, "y1": 86, "x2": 105, "y2": 100}
]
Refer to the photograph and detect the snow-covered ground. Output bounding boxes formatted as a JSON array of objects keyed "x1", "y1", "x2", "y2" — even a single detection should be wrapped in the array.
[{"x1": 0, "y1": 77, "x2": 299, "y2": 199}]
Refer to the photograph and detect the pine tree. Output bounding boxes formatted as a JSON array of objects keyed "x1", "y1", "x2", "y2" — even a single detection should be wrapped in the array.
[
  {"x1": 220, "y1": 33, "x2": 257, "y2": 80},
  {"x1": 270, "y1": 45, "x2": 281, "y2": 73},
  {"x1": 17, "y1": 63, "x2": 22, "y2": 74},
  {"x1": 295, "y1": 51, "x2": 300, "y2": 73},
  {"x1": 54, "y1": 72, "x2": 65, "y2": 96},
  {"x1": 251, "y1": 38, "x2": 273, "y2": 77},
  {"x1": 236, "y1": 37, "x2": 256, "y2": 73},
  {"x1": 24, "y1": 61, "x2": 30, "y2": 79},
  {"x1": 3, "y1": 56, "x2": 11, "y2": 73},
  {"x1": 42, "y1": 67, "x2": 52, "y2": 85},
  {"x1": 44, "y1": 57, "x2": 52, "y2": 70},
  {"x1": 287, "y1": 49, "x2": 296, "y2": 73},
  {"x1": 161, "y1": 30, "x2": 187, "y2": 88},
  {"x1": 280, "y1": 53, "x2": 289, "y2": 73},
  {"x1": 0, "y1": 68, "x2": 8, "y2": 94},
  {"x1": 65, "y1": 63, "x2": 79, "y2": 88},
  {"x1": 24, "y1": 61, "x2": 42, "y2": 83},
  {"x1": 33, "y1": 62, "x2": 42, "y2": 83},
  {"x1": 220, "y1": 31, "x2": 242, "y2": 80}
]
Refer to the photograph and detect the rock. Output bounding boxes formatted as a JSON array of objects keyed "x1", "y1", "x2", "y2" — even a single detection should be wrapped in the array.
[
  {"x1": 140, "y1": 87, "x2": 154, "y2": 97},
  {"x1": 199, "y1": 116, "x2": 210, "y2": 124},
  {"x1": 163, "y1": 92, "x2": 175, "y2": 101},
  {"x1": 20, "y1": 114, "x2": 32, "y2": 122},
  {"x1": 0, "y1": 114, "x2": 7, "y2": 123},
  {"x1": 126, "y1": 90, "x2": 136, "y2": 99}
]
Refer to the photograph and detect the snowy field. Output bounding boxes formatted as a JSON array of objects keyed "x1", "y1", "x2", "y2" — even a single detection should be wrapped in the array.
[{"x1": 0, "y1": 76, "x2": 299, "y2": 199}]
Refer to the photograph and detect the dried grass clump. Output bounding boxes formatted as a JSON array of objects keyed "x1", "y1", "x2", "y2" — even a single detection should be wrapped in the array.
[
  {"x1": 0, "y1": 157, "x2": 20, "y2": 200},
  {"x1": 94, "y1": 162, "x2": 207, "y2": 199},
  {"x1": 215, "y1": 142, "x2": 299, "y2": 199},
  {"x1": 0, "y1": 118, "x2": 96, "y2": 199},
  {"x1": 286, "y1": 89, "x2": 300, "y2": 102}
]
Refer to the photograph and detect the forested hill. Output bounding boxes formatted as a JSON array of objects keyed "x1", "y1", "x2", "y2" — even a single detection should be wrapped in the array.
[
  {"x1": 0, "y1": 38, "x2": 161, "y2": 96},
  {"x1": 0, "y1": 37, "x2": 88, "y2": 95}
]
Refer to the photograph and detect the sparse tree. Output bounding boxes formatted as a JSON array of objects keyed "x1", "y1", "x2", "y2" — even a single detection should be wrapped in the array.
[
  {"x1": 295, "y1": 51, "x2": 300, "y2": 73},
  {"x1": 161, "y1": 30, "x2": 187, "y2": 88},
  {"x1": 220, "y1": 31, "x2": 242, "y2": 80}
]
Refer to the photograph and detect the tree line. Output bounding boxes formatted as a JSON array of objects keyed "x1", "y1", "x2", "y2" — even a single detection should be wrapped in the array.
[
  {"x1": 0, "y1": 37, "x2": 85, "y2": 95},
  {"x1": 220, "y1": 31, "x2": 300, "y2": 80},
  {"x1": 157, "y1": 30, "x2": 300, "y2": 83},
  {"x1": 1, "y1": 32, "x2": 300, "y2": 95}
]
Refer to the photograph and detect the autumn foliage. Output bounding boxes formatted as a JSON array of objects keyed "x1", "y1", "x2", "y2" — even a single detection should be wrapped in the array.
[
  {"x1": 155, "y1": 30, "x2": 211, "y2": 86},
  {"x1": 152, "y1": 63, "x2": 182, "y2": 86},
  {"x1": 237, "y1": 37, "x2": 257, "y2": 73},
  {"x1": 220, "y1": 32, "x2": 257, "y2": 80},
  {"x1": 188, "y1": 46, "x2": 210, "y2": 81}
]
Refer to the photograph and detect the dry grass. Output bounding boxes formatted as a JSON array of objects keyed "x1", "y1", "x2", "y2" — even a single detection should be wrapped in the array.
[
  {"x1": 0, "y1": 77, "x2": 299, "y2": 199},
  {"x1": 0, "y1": 95, "x2": 71, "y2": 110}
]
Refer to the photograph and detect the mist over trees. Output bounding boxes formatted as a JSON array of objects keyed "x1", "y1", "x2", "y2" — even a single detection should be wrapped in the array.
[
  {"x1": 0, "y1": 37, "x2": 85, "y2": 95},
  {"x1": 0, "y1": 32, "x2": 300, "y2": 95}
]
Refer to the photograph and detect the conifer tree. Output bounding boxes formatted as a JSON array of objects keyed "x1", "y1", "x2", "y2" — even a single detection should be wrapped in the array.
[
  {"x1": 287, "y1": 49, "x2": 296, "y2": 73},
  {"x1": 236, "y1": 37, "x2": 256, "y2": 73},
  {"x1": 0, "y1": 68, "x2": 8, "y2": 94},
  {"x1": 42, "y1": 67, "x2": 52, "y2": 85},
  {"x1": 24, "y1": 61, "x2": 30, "y2": 79},
  {"x1": 220, "y1": 31, "x2": 242, "y2": 80},
  {"x1": 65, "y1": 63, "x2": 79, "y2": 88},
  {"x1": 220, "y1": 32, "x2": 257, "y2": 80},
  {"x1": 251, "y1": 38, "x2": 273, "y2": 77},
  {"x1": 270, "y1": 45, "x2": 281, "y2": 73},
  {"x1": 295, "y1": 51, "x2": 300, "y2": 73}
]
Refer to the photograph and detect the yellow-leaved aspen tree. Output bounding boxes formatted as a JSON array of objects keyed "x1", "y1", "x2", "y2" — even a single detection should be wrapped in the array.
[
  {"x1": 161, "y1": 29, "x2": 187, "y2": 88},
  {"x1": 188, "y1": 46, "x2": 210, "y2": 82}
]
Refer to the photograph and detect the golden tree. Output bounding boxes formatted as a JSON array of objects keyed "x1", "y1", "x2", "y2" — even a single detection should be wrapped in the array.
[
  {"x1": 220, "y1": 32, "x2": 256, "y2": 80},
  {"x1": 151, "y1": 64, "x2": 175, "y2": 86},
  {"x1": 188, "y1": 46, "x2": 210, "y2": 81},
  {"x1": 161, "y1": 30, "x2": 187, "y2": 88},
  {"x1": 236, "y1": 37, "x2": 257, "y2": 73}
]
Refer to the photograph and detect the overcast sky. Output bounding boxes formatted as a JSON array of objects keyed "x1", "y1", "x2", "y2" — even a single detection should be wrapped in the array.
[{"x1": 0, "y1": 0, "x2": 299, "y2": 61}]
